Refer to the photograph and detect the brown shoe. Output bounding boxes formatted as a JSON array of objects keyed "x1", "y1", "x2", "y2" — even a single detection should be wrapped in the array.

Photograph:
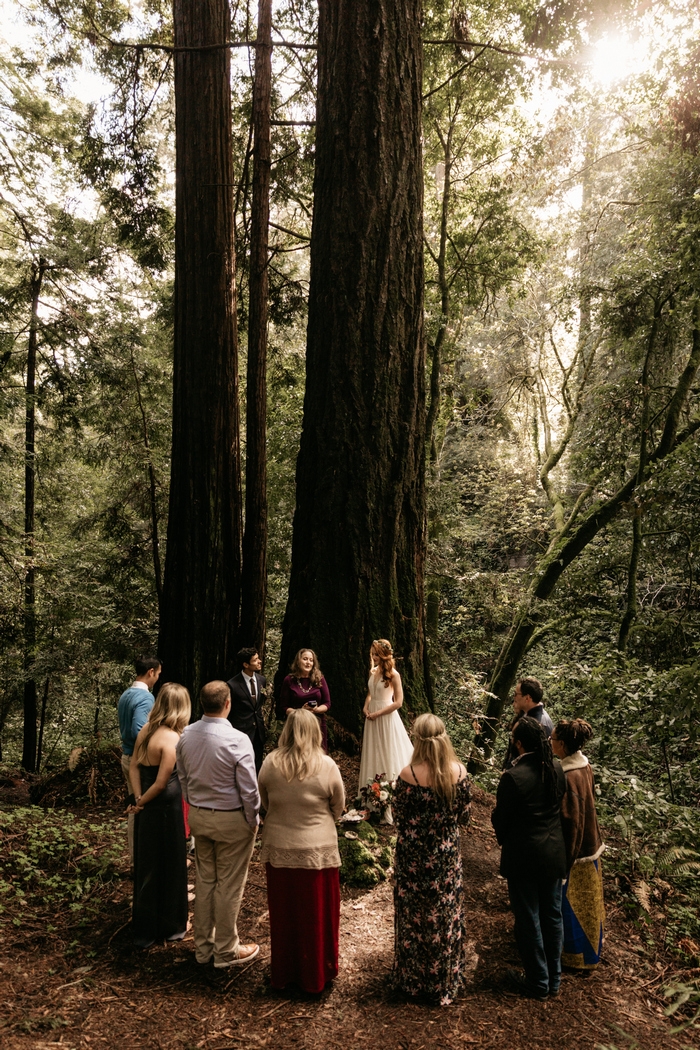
[{"x1": 213, "y1": 944, "x2": 260, "y2": 968}]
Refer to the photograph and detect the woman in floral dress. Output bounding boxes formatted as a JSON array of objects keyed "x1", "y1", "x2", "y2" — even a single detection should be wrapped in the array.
[{"x1": 393, "y1": 714, "x2": 472, "y2": 1005}]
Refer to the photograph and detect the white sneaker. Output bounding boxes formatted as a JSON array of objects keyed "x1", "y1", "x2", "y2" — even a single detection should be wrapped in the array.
[{"x1": 213, "y1": 943, "x2": 260, "y2": 968}]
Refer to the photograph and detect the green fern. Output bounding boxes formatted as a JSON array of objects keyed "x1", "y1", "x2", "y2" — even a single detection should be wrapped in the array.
[{"x1": 656, "y1": 847, "x2": 700, "y2": 878}]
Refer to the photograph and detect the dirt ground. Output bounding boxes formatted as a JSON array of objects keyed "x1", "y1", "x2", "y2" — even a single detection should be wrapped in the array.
[{"x1": 1, "y1": 755, "x2": 698, "y2": 1050}]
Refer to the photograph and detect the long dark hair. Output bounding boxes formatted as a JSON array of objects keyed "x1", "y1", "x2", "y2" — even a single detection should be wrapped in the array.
[{"x1": 512, "y1": 717, "x2": 559, "y2": 803}]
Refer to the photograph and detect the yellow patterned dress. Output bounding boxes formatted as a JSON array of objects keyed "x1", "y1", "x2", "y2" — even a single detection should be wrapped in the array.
[{"x1": 560, "y1": 752, "x2": 605, "y2": 970}]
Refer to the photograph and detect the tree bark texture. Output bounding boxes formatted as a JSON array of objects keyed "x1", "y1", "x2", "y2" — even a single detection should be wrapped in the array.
[
  {"x1": 22, "y1": 259, "x2": 45, "y2": 772},
  {"x1": 240, "y1": 0, "x2": 272, "y2": 659},
  {"x1": 276, "y1": 0, "x2": 430, "y2": 731},
  {"x1": 159, "y1": 0, "x2": 242, "y2": 699}
]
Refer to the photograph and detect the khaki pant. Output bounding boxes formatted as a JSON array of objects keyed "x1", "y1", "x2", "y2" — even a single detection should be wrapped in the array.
[
  {"x1": 188, "y1": 807, "x2": 257, "y2": 966},
  {"x1": 121, "y1": 753, "x2": 134, "y2": 866}
]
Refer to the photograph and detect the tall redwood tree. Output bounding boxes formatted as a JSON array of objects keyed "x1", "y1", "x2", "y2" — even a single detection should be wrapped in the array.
[
  {"x1": 276, "y1": 0, "x2": 431, "y2": 730},
  {"x1": 240, "y1": 0, "x2": 272, "y2": 660},
  {"x1": 159, "y1": 0, "x2": 242, "y2": 698}
]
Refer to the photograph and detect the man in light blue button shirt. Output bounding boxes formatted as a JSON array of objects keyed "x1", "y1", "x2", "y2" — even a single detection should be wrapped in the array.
[
  {"x1": 177, "y1": 680, "x2": 261, "y2": 968},
  {"x1": 117, "y1": 655, "x2": 161, "y2": 864}
]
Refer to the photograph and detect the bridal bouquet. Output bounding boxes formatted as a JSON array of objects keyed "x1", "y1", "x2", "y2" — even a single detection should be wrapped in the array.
[{"x1": 357, "y1": 773, "x2": 394, "y2": 822}]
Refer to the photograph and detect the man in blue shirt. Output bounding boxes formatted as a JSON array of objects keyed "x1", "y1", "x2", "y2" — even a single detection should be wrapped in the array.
[{"x1": 118, "y1": 655, "x2": 161, "y2": 865}]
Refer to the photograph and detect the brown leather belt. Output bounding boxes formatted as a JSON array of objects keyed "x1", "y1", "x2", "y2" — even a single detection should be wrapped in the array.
[{"x1": 191, "y1": 805, "x2": 243, "y2": 813}]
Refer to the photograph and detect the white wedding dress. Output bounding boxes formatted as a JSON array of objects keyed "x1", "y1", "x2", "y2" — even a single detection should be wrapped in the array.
[{"x1": 358, "y1": 670, "x2": 414, "y2": 823}]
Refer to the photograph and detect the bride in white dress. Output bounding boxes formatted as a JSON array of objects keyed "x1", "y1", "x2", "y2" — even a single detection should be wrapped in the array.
[{"x1": 358, "y1": 639, "x2": 414, "y2": 823}]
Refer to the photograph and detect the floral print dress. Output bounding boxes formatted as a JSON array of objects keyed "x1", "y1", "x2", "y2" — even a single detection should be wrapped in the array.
[{"x1": 393, "y1": 773, "x2": 472, "y2": 1005}]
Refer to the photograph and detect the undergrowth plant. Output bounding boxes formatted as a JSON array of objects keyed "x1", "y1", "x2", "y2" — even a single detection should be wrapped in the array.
[{"x1": 0, "y1": 807, "x2": 123, "y2": 923}]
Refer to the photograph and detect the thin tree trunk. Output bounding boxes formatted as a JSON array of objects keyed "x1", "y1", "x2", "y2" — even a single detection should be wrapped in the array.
[
  {"x1": 130, "y1": 347, "x2": 163, "y2": 608},
  {"x1": 618, "y1": 508, "x2": 643, "y2": 651},
  {"x1": 426, "y1": 124, "x2": 453, "y2": 462},
  {"x1": 22, "y1": 258, "x2": 45, "y2": 773},
  {"x1": 618, "y1": 309, "x2": 660, "y2": 650},
  {"x1": 240, "y1": 0, "x2": 272, "y2": 659},
  {"x1": 93, "y1": 673, "x2": 101, "y2": 741},
  {"x1": 276, "y1": 0, "x2": 430, "y2": 731},
  {"x1": 159, "y1": 0, "x2": 242, "y2": 698},
  {"x1": 36, "y1": 677, "x2": 50, "y2": 773}
]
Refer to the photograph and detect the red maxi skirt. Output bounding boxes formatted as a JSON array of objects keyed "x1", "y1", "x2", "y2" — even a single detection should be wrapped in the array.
[{"x1": 265, "y1": 864, "x2": 340, "y2": 993}]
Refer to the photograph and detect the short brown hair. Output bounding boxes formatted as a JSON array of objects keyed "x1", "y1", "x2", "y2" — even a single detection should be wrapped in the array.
[
  {"x1": 200, "y1": 680, "x2": 230, "y2": 714},
  {"x1": 519, "y1": 676, "x2": 543, "y2": 706}
]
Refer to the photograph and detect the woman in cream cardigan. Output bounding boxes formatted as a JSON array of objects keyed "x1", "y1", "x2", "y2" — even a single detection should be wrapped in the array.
[
  {"x1": 551, "y1": 718, "x2": 605, "y2": 972},
  {"x1": 258, "y1": 708, "x2": 345, "y2": 992}
]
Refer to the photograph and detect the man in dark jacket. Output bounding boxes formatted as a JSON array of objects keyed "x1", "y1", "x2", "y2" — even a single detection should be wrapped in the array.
[
  {"x1": 226, "y1": 648, "x2": 267, "y2": 771},
  {"x1": 502, "y1": 676, "x2": 554, "y2": 769},
  {"x1": 492, "y1": 716, "x2": 566, "y2": 1000}
]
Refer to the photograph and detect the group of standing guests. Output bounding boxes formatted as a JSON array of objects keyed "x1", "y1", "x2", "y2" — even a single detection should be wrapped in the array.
[
  {"x1": 492, "y1": 677, "x2": 604, "y2": 1001},
  {"x1": 118, "y1": 648, "x2": 346, "y2": 990},
  {"x1": 117, "y1": 652, "x2": 604, "y2": 1006}
]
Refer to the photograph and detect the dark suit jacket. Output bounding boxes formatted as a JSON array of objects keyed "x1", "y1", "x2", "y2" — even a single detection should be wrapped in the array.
[
  {"x1": 491, "y1": 753, "x2": 566, "y2": 880},
  {"x1": 226, "y1": 671, "x2": 267, "y2": 747}
]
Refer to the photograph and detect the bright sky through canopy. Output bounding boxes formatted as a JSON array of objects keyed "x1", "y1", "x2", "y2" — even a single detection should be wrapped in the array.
[{"x1": 588, "y1": 31, "x2": 640, "y2": 86}]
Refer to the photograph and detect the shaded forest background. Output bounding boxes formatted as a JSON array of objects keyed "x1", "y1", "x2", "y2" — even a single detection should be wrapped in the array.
[{"x1": 1, "y1": 0, "x2": 700, "y2": 1002}]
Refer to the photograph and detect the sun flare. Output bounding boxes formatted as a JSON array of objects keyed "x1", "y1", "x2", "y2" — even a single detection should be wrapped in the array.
[{"x1": 588, "y1": 32, "x2": 640, "y2": 87}]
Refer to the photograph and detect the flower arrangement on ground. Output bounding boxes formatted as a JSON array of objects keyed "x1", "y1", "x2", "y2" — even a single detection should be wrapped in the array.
[{"x1": 357, "y1": 773, "x2": 394, "y2": 822}]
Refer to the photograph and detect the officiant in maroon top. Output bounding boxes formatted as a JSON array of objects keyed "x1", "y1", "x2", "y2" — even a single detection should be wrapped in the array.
[{"x1": 277, "y1": 649, "x2": 331, "y2": 753}]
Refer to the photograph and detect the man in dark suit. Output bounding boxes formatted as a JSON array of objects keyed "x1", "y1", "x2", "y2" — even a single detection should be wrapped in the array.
[{"x1": 226, "y1": 647, "x2": 267, "y2": 771}]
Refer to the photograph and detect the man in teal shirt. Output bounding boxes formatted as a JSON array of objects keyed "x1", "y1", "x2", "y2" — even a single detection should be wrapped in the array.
[{"x1": 118, "y1": 655, "x2": 161, "y2": 865}]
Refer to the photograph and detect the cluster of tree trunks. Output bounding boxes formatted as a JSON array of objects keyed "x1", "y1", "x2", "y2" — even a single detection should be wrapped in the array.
[
  {"x1": 274, "y1": 0, "x2": 431, "y2": 730},
  {"x1": 158, "y1": 0, "x2": 430, "y2": 727}
]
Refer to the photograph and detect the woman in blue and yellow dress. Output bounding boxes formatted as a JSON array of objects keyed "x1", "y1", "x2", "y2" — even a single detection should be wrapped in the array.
[{"x1": 551, "y1": 719, "x2": 605, "y2": 971}]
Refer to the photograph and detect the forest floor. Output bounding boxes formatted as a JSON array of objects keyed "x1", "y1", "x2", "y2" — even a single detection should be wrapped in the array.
[{"x1": 1, "y1": 753, "x2": 699, "y2": 1050}]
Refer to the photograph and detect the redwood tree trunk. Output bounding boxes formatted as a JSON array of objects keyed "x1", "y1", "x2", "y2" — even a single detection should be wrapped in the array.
[
  {"x1": 240, "y1": 0, "x2": 272, "y2": 659},
  {"x1": 159, "y1": 0, "x2": 242, "y2": 698},
  {"x1": 276, "y1": 0, "x2": 430, "y2": 730}
]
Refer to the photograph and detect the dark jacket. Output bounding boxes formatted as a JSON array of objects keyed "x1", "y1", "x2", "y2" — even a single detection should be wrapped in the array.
[
  {"x1": 226, "y1": 671, "x2": 267, "y2": 747},
  {"x1": 491, "y1": 753, "x2": 567, "y2": 880},
  {"x1": 502, "y1": 704, "x2": 554, "y2": 769}
]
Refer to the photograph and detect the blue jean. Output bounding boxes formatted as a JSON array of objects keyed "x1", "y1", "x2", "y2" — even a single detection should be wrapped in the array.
[{"x1": 507, "y1": 875, "x2": 563, "y2": 996}]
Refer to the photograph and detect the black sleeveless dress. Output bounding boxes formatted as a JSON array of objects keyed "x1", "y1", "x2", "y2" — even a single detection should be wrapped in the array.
[{"x1": 132, "y1": 765, "x2": 188, "y2": 948}]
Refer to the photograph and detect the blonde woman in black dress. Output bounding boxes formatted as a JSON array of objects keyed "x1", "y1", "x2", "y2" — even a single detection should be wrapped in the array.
[{"x1": 129, "y1": 683, "x2": 191, "y2": 948}]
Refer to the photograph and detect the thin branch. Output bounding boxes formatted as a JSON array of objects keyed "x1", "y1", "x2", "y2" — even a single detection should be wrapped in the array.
[
  {"x1": 592, "y1": 198, "x2": 659, "y2": 236},
  {"x1": 422, "y1": 49, "x2": 488, "y2": 103},
  {"x1": 268, "y1": 221, "x2": 310, "y2": 241},
  {"x1": 423, "y1": 38, "x2": 560, "y2": 63}
]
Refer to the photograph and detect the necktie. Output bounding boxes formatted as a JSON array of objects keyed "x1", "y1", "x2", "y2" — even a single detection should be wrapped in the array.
[{"x1": 250, "y1": 676, "x2": 257, "y2": 704}]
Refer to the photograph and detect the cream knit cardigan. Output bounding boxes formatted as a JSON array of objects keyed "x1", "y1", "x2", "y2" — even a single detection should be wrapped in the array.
[{"x1": 258, "y1": 752, "x2": 345, "y2": 868}]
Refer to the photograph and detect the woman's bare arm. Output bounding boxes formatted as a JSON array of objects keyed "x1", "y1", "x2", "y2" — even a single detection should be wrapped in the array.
[{"x1": 133, "y1": 731, "x2": 178, "y2": 810}]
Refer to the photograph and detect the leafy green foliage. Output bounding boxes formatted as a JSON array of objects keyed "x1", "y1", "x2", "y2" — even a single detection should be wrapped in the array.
[{"x1": 0, "y1": 806, "x2": 123, "y2": 919}]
